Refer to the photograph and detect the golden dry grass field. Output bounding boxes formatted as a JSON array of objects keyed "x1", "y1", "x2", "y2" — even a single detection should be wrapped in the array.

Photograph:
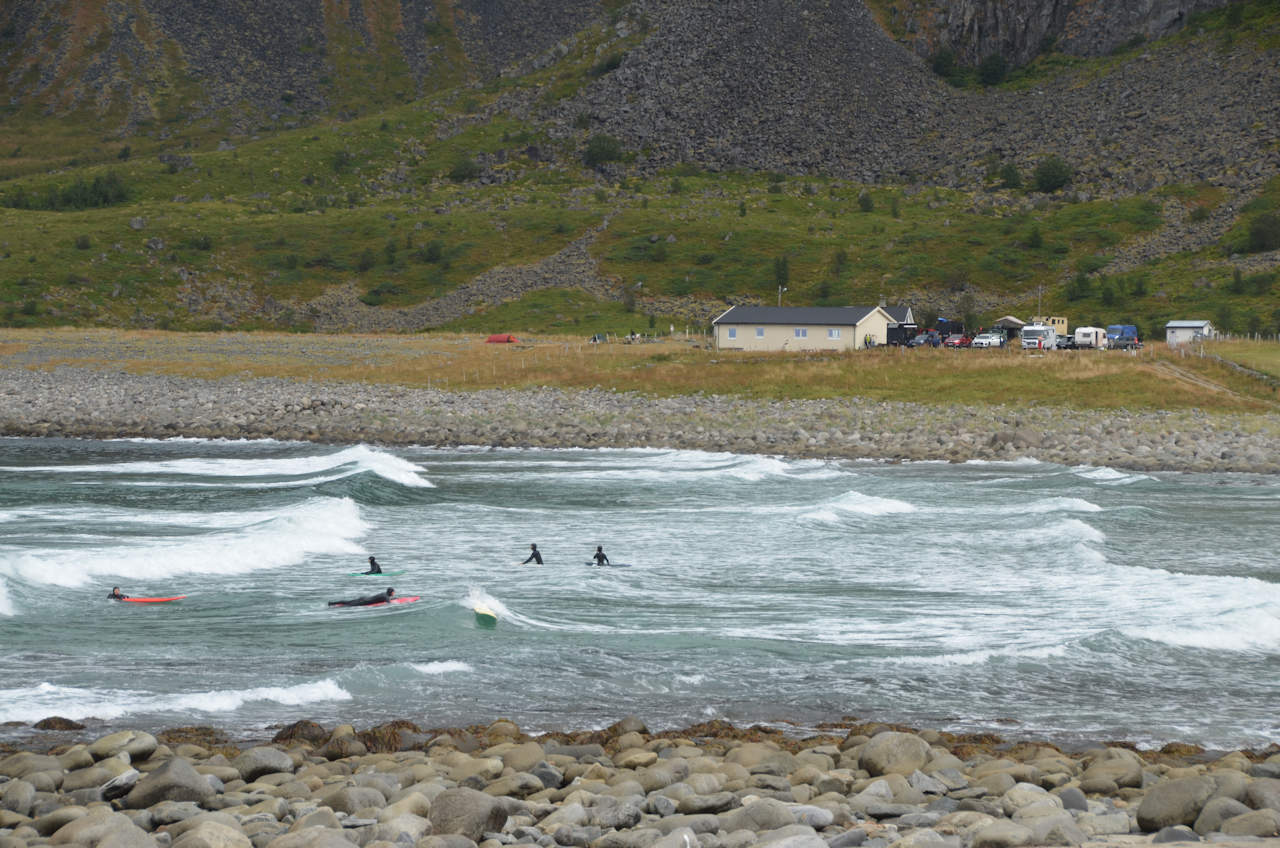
[{"x1": 3, "y1": 328, "x2": 1278, "y2": 414}]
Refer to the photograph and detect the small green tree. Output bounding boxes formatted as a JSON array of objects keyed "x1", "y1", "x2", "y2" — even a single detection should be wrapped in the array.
[
  {"x1": 858, "y1": 191, "x2": 874, "y2": 212},
  {"x1": 1026, "y1": 225, "x2": 1043, "y2": 249},
  {"x1": 998, "y1": 163, "x2": 1022, "y2": 189},
  {"x1": 774, "y1": 256, "x2": 790, "y2": 289},
  {"x1": 890, "y1": 195, "x2": 900, "y2": 218},
  {"x1": 449, "y1": 157, "x2": 481, "y2": 181},
  {"x1": 1032, "y1": 156, "x2": 1073, "y2": 192},
  {"x1": 74, "y1": 234, "x2": 91, "y2": 250},
  {"x1": 357, "y1": 248, "x2": 376, "y2": 272},
  {"x1": 738, "y1": 200, "x2": 747, "y2": 217},
  {"x1": 583, "y1": 134, "x2": 623, "y2": 167},
  {"x1": 1247, "y1": 212, "x2": 1280, "y2": 253}
]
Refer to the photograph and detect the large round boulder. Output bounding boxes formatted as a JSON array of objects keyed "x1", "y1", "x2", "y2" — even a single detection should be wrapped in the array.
[
  {"x1": 858, "y1": 732, "x2": 931, "y2": 777},
  {"x1": 87, "y1": 730, "x2": 157, "y2": 762},
  {"x1": 1136, "y1": 776, "x2": 1216, "y2": 832},
  {"x1": 122, "y1": 757, "x2": 215, "y2": 809},
  {"x1": 231, "y1": 746, "x2": 294, "y2": 782},
  {"x1": 429, "y1": 787, "x2": 507, "y2": 841}
]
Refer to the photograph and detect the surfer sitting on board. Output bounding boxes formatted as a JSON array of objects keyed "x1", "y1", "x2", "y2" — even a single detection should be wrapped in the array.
[
  {"x1": 328, "y1": 587, "x2": 395, "y2": 607},
  {"x1": 362, "y1": 556, "x2": 383, "y2": 574},
  {"x1": 107, "y1": 586, "x2": 129, "y2": 600},
  {"x1": 522, "y1": 544, "x2": 543, "y2": 565},
  {"x1": 592, "y1": 546, "x2": 609, "y2": 567}
]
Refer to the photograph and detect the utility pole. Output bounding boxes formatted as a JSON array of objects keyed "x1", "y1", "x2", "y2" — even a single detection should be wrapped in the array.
[{"x1": 777, "y1": 286, "x2": 787, "y2": 306}]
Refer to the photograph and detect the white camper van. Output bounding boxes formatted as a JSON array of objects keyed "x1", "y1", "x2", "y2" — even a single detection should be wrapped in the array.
[
  {"x1": 1073, "y1": 326, "x2": 1108, "y2": 349},
  {"x1": 1020, "y1": 324, "x2": 1057, "y2": 351}
]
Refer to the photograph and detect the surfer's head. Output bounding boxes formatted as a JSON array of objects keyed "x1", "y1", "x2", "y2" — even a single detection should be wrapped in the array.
[
  {"x1": 530, "y1": 543, "x2": 537, "y2": 550},
  {"x1": 111, "y1": 586, "x2": 120, "y2": 593},
  {"x1": 368, "y1": 556, "x2": 376, "y2": 563},
  {"x1": 387, "y1": 588, "x2": 395, "y2": 597}
]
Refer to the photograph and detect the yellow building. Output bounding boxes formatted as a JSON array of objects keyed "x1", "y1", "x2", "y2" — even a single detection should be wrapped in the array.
[
  {"x1": 712, "y1": 305, "x2": 895, "y2": 351},
  {"x1": 1032, "y1": 315, "x2": 1069, "y2": 335}
]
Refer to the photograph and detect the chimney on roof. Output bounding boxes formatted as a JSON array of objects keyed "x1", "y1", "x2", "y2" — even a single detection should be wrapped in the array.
[{"x1": 879, "y1": 293, "x2": 886, "y2": 308}]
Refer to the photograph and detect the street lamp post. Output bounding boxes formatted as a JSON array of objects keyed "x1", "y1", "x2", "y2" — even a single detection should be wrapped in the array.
[{"x1": 777, "y1": 286, "x2": 787, "y2": 307}]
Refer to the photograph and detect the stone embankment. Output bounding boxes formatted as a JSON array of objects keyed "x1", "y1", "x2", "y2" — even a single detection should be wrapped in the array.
[
  {"x1": 1, "y1": 365, "x2": 1278, "y2": 473},
  {"x1": 3, "y1": 718, "x2": 1280, "y2": 848}
]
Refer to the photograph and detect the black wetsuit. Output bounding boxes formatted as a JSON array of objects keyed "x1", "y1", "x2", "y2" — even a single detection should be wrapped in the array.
[
  {"x1": 329, "y1": 591, "x2": 392, "y2": 607},
  {"x1": 107, "y1": 590, "x2": 129, "y2": 600},
  {"x1": 593, "y1": 550, "x2": 609, "y2": 567},
  {"x1": 363, "y1": 559, "x2": 383, "y2": 574},
  {"x1": 523, "y1": 548, "x2": 543, "y2": 564}
]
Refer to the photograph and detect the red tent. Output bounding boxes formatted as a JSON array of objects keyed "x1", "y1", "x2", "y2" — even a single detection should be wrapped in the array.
[{"x1": 485, "y1": 333, "x2": 519, "y2": 343}]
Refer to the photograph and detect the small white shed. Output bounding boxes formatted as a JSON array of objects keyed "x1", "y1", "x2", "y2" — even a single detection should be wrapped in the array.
[{"x1": 1165, "y1": 320, "x2": 1215, "y2": 346}]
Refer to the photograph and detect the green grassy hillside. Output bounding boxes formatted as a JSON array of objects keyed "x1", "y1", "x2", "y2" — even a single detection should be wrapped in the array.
[{"x1": 0, "y1": 1, "x2": 1277, "y2": 338}]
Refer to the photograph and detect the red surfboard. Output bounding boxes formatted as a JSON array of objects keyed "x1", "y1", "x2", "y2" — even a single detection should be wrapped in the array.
[{"x1": 118, "y1": 596, "x2": 187, "y2": 603}]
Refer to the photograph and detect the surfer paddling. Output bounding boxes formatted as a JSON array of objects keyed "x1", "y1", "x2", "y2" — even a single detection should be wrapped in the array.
[
  {"x1": 328, "y1": 587, "x2": 395, "y2": 608},
  {"x1": 107, "y1": 586, "x2": 129, "y2": 600}
]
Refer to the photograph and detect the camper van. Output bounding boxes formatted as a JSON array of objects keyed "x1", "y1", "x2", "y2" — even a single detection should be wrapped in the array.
[
  {"x1": 1073, "y1": 327, "x2": 1108, "y2": 349},
  {"x1": 1020, "y1": 324, "x2": 1057, "y2": 351}
]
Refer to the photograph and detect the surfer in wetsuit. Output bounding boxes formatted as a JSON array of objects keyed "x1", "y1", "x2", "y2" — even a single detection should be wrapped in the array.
[
  {"x1": 362, "y1": 556, "x2": 383, "y2": 574},
  {"x1": 107, "y1": 587, "x2": 129, "y2": 600},
  {"x1": 328, "y1": 587, "x2": 395, "y2": 607},
  {"x1": 592, "y1": 546, "x2": 609, "y2": 567},
  {"x1": 522, "y1": 544, "x2": 543, "y2": 565}
]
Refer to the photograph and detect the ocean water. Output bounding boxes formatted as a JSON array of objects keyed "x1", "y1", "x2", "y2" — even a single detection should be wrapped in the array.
[{"x1": 0, "y1": 437, "x2": 1277, "y2": 750}]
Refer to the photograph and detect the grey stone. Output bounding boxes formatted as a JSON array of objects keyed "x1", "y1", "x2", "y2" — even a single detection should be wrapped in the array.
[
  {"x1": 150, "y1": 800, "x2": 205, "y2": 824},
  {"x1": 1054, "y1": 787, "x2": 1087, "y2": 812},
  {"x1": 172, "y1": 821, "x2": 253, "y2": 848},
  {"x1": 0, "y1": 779, "x2": 35, "y2": 816},
  {"x1": 1194, "y1": 796, "x2": 1251, "y2": 835},
  {"x1": 721, "y1": 799, "x2": 797, "y2": 833},
  {"x1": 231, "y1": 748, "x2": 294, "y2": 783},
  {"x1": 968, "y1": 820, "x2": 1033, "y2": 848},
  {"x1": 431, "y1": 787, "x2": 508, "y2": 841},
  {"x1": 318, "y1": 785, "x2": 387, "y2": 814},
  {"x1": 1245, "y1": 778, "x2": 1280, "y2": 812},
  {"x1": 123, "y1": 757, "x2": 215, "y2": 809},
  {"x1": 1137, "y1": 777, "x2": 1217, "y2": 831},
  {"x1": 676, "y1": 793, "x2": 735, "y2": 815},
  {"x1": 1153, "y1": 825, "x2": 1202, "y2": 843},
  {"x1": 858, "y1": 734, "x2": 930, "y2": 777},
  {"x1": 1219, "y1": 809, "x2": 1280, "y2": 838},
  {"x1": 824, "y1": 829, "x2": 865, "y2": 848}
]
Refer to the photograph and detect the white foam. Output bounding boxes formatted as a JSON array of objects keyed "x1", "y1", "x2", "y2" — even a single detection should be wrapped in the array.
[
  {"x1": 0, "y1": 497, "x2": 368, "y2": 590},
  {"x1": 1072, "y1": 465, "x2": 1153, "y2": 486},
  {"x1": 804, "y1": 490, "x2": 916, "y2": 522},
  {"x1": 411, "y1": 661, "x2": 474, "y2": 675},
  {"x1": 0, "y1": 679, "x2": 349, "y2": 723},
  {"x1": 1123, "y1": 606, "x2": 1280, "y2": 652},
  {"x1": 0, "y1": 444, "x2": 433, "y2": 488}
]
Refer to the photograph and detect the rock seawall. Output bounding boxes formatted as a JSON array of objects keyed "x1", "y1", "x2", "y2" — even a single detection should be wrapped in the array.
[{"x1": 1, "y1": 365, "x2": 1277, "y2": 474}]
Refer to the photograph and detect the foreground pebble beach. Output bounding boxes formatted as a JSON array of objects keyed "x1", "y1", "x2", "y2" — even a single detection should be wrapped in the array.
[
  {"x1": 2, "y1": 717, "x2": 1280, "y2": 848},
  {"x1": 1, "y1": 365, "x2": 1279, "y2": 473}
]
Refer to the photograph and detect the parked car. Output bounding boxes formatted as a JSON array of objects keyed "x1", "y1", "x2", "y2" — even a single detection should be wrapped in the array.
[
  {"x1": 1056, "y1": 335, "x2": 1078, "y2": 350},
  {"x1": 970, "y1": 332, "x2": 1005, "y2": 348},
  {"x1": 908, "y1": 331, "x2": 941, "y2": 348},
  {"x1": 943, "y1": 333, "x2": 971, "y2": 348},
  {"x1": 1110, "y1": 335, "x2": 1143, "y2": 350}
]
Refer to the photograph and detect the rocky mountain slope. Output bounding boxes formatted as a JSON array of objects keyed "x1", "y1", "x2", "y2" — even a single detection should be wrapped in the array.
[{"x1": 882, "y1": 0, "x2": 1232, "y2": 66}]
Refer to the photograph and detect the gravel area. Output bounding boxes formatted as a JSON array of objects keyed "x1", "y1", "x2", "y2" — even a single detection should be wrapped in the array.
[{"x1": 1, "y1": 362, "x2": 1278, "y2": 473}]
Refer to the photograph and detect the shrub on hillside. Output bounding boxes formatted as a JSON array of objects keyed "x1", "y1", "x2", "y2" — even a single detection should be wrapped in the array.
[
  {"x1": 1247, "y1": 212, "x2": 1280, "y2": 253},
  {"x1": 583, "y1": 134, "x2": 623, "y2": 167},
  {"x1": 858, "y1": 191, "x2": 874, "y2": 212},
  {"x1": 449, "y1": 157, "x2": 481, "y2": 181},
  {"x1": 2, "y1": 173, "x2": 129, "y2": 211},
  {"x1": 589, "y1": 52, "x2": 625, "y2": 77},
  {"x1": 998, "y1": 163, "x2": 1022, "y2": 189},
  {"x1": 74, "y1": 234, "x2": 91, "y2": 250},
  {"x1": 1032, "y1": 156, "x2": 1073, "y2": 192},
  {"x1": 978, "y1": 54, "x2": 1008, "y2": 86}
]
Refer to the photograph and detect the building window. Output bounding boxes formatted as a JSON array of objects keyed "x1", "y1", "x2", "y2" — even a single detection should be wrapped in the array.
[
  {"x1": 755, "y1": 327, "x2": 764, "y2": 338},
  {"x1": 727, "y1": 327, "x2": 737, "y2": 340},
  {"x1": 827, "y1": 328, "x2": 841, "y2": 339},
  {"x1": 794, "y1": 328, "x2": 807, "y2": 338}
]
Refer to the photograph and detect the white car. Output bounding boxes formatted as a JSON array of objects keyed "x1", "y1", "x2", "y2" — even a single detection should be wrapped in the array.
[{"x1": 970, "y1": 332, "x2": 1006, "y2": 348}]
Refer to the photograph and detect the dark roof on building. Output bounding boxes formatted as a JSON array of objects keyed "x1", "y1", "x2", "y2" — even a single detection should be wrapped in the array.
[
  {"x1": 882, "y1": 306, "x2": 913, "y2": 324},
  {"x1": 713, "y1": 305, "x2": 881, "y2": 326}
]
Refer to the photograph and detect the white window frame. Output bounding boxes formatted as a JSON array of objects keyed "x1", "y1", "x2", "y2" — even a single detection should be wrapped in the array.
[
  {"x1": 794, "y1": 328, "x2": 808, "y2": 339},
  {"x1": 827, "y1": 328, "x2": 841, "y2": 339},
  {"x1": 755, "y1": 327, "x2": 764, "y2": 338},
  {"x1": 727, "y1": 327, "x2": 737, "y2": 340}
]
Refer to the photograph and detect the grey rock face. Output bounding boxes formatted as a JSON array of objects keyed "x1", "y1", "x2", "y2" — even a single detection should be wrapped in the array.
[
  {"x1": 1136, "y1": 776, "x2": 1217, "y2": 832},
  {"x1": 430, "y1": 787, "x2": 509, "y2": 841}
]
